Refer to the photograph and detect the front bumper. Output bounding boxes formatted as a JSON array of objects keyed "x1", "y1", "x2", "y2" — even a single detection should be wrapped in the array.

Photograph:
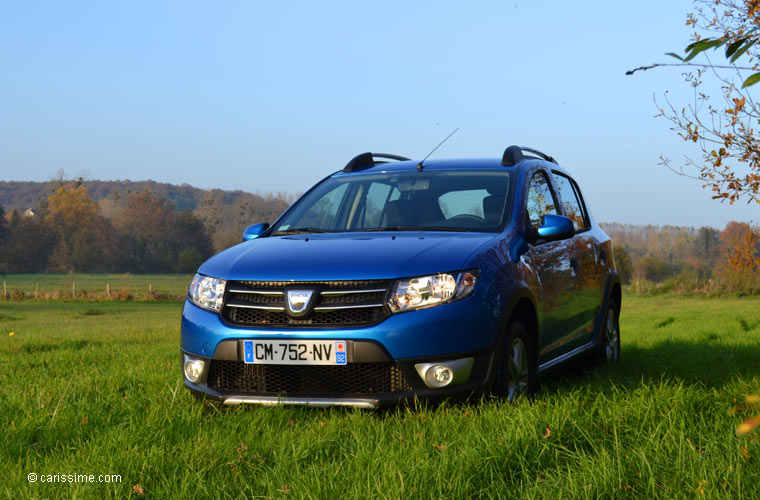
[
  {"x1": 181, "y1": 342, "x2": 494, "y2": 408},
  {"x1": 180, "y1": 294, "x2": 502, "y2": 407}
]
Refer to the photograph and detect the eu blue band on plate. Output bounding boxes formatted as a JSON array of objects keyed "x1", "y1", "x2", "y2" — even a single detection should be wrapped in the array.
[{"x1": 244, "y1": 340, "x2": 254, "y2": 363}]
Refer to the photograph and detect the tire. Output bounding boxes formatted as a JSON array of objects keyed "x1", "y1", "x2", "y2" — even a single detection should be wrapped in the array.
[
  {"x1": 493, "y1": 321, "x2": 537, "y2": 402},
  {"x1": 595, "y1": 300, "x2": 620, "y2": 366}
]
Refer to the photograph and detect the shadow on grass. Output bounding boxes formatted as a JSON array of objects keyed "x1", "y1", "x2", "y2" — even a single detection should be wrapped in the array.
[
  {"x1": 20, "y1": 339, "x2": 103, "y2": 354},
  {"x1": 184, "y1": 336, "x2": 760, "y2": 416},
  {"x1": 543, "y1": 337, "x2": 760, "y2": 393},
  {"x1": 194, "y1": 336, "x2": 760, "y2": 415},
  {"x1": 739, "y1": 318, "x2": 760, "y2": 332}
]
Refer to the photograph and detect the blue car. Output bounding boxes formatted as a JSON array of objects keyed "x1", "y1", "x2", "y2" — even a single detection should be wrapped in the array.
[{"x1": 181, "y1": 146, "x2": 621, "y2": 407}]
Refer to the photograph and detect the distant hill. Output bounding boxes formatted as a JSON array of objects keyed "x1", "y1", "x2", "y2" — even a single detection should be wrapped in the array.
[
  {"x1": 0, "y1": 179, "x2": 294, "y2": 251},
  {"x1": 0, "y1": 179, "x2": 292, "y2": 214}
]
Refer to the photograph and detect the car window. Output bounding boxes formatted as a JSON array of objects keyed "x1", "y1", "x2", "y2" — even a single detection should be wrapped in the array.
[
  {"x1": 362, "y1": 182, "x2": 396, "y2": 228},
  {"x1": 281, "y1": 182, "x2": 348, "y2": 230},
  {"x1": 274, "y1": 170, "x2": 511, "y2": 233},
  {"x1": 438, "y1": 190, "x2": 488, "y2": 219},
  {"x1": 552, "y1": 172, "x2": 588, "y2": 231},
  {"x1": 526, "y1": 171, "x2": 558, "y2": 229}
]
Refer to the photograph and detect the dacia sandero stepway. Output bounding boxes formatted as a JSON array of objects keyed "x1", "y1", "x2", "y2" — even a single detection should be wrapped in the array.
[{"x1": 181, "y1": 145, "x2": 621, "y2": 407}]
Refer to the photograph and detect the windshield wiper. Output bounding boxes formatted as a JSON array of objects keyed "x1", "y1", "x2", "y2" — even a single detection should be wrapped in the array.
[
  {"x1": 358, "y1": 226, "x2": 472, "y2": 232},
  {"x1": 271, "y1": 227, "x2": 332, "y2": 235}
]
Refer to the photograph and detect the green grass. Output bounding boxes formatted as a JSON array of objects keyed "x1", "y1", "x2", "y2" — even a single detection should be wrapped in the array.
[
  {"x1": 0, "y1": 273, "x2": 192, "y2": 300},
  {"x1": 2, "y1": 296, "x2": 760, "y2": 499}
]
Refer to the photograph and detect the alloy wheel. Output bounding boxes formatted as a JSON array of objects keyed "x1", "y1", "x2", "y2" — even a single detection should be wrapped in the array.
[
  {"x1": 507, "y1": 337, "x2": 530, "y2": 401},
  {"x1": 604, "y1": 307, "x2": 620, "y2": 363}
]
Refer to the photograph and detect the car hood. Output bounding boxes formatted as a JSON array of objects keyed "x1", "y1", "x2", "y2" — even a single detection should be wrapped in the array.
[{"x1": 199, "y1": 232, "x2": 498, "y2": 281}]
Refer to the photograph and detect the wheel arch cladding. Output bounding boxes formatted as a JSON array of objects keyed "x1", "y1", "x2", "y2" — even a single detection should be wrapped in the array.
[
  {"x1": 508, "y1": 297, "x2": 538, "y2": 359},
  {"x1": 611, "y1": 281, "x2": 622, "y2": 311}
]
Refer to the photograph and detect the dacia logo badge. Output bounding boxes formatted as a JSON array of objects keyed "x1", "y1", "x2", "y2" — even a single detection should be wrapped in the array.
[{"x1": 286, "y1": 290, "x2": 315, "y2": 317}]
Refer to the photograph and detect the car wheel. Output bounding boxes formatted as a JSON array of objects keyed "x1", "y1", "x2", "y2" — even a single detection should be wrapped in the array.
[
  {"x1": 597, "y1": 301, "x2": 620, "y2": 365},
  {"x1": 493, "y1": 322, "x2": 536, "y2": 402}
]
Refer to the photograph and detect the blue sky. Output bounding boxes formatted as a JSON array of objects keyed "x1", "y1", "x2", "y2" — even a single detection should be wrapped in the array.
[{"x1": 1, "y1": 1, "x2": 757, "y2": 227}]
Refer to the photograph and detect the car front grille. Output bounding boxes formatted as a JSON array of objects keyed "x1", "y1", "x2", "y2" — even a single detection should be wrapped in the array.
[
  {"x1": 207, "y1": 360, "x2": 412, "y2": 394},
  {"x1": 222, "y1": 280, "x2": 391, "y2": 328}
]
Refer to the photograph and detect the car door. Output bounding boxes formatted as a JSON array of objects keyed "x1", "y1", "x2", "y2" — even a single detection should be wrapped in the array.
[
  {"x1": 552, "y1": 171, "x2": 603, "y2": 347},
  {"x1": 522, "y1": 170, "x2": 580, "y2": 365}
]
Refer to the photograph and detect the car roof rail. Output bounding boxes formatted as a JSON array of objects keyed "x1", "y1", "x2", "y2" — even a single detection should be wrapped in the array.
[
  {"x1": 343, "y1": 152, "x2": 412, "y2": 172},
  {"x1": 501, "y1": 145, "x2": 558, "y2": 166}
]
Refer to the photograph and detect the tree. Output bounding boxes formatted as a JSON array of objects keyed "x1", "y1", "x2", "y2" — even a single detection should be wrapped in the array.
[
  {"x1": 0, "y1": 205, "x2": 8, "y2": 273},
  {"x1": 176, "y1": 247, "x2": 203, "y2": 274},
  {"x1": 716, "y1": 221, "x2": 760, "y2": 292},
  {"x1": 694, "y1": 226, "x2": 722, "y2": 262},
  {"x1": 46, "y1": 183, "x2": 97, "y2": 232},
  {"x1": 70, "y1": 216, "x2": 126, "y2": 273},
  {"x1": 2, "y1": 210, "x2": 54, "y2": 272},
  {"x1": 114, "y1": 191, "x2": 175, "y2": 273},
  {"x1": 0, "y1": 204, "x2": 6, "y2": 236},
  {"x1": 45, "y1": 183, "x2": 98, "y2": 272},
  {"x1": 634, "y1": 255, "x2": 680, "y2": 282},
  {"x1": 168, "y1": 211, "x2": 214, "y2": 273},
  {"x1": 628, "y1": 0, "x2": 760, "y2": 205},
  {"x1": 613, "y1": 244, "x2": 633, "y2": 284}
]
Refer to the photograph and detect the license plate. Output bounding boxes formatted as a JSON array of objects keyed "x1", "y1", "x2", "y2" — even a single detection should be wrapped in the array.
[{"x1": 242, "y1": 340, "x2": 347, "y2": 365}]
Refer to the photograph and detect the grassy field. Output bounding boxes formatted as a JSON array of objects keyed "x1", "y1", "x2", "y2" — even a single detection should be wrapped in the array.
[
  {"x1": 2, "y1": 295, "x2": 760, "y2": 499},
  {"x1": 0, "y1": 274, "x2": 192, "y2": 300}
]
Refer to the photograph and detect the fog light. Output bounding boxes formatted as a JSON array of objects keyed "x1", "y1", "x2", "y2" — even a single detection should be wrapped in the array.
[
  {"x1": 425, "y1": 364, "x2": 453, "y2": 388},
  {"x1": 414, "y1": 357, "x2": 474, "y2": 389},
  {"x1": 184, "y1": 358, "x2": 205, "y2": 383}
]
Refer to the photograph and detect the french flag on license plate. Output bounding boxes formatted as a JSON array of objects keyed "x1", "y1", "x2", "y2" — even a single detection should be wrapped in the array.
[{"x1": 335, "y1": 341, "x2": 347, "y2": 365}]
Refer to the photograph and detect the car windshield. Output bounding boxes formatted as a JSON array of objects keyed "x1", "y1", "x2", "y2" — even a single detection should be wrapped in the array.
[{"x1": 272, "y1": 170, "x2": 511, "y2": 234}]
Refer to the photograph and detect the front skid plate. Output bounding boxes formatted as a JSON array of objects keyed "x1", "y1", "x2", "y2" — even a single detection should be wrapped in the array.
[{"x1": 222, "y1": 395, "x2": 379, "y2": 408}]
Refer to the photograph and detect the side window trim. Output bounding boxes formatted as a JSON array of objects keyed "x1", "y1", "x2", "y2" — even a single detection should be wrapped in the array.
[
  {"x1": 525, "y1": 169, "x2": 560, "y2": 230},
  {"x1": 570, "y1": 179, "x2": 589, "y2": 226},
  {"x1": 570, "y1": 180, "x2": 590, "y2": 233},
  {"x1": 551, "y1": 170, "x2": 590, "y2": 233}
]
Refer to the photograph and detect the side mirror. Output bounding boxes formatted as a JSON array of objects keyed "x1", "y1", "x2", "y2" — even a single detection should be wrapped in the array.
[
  {"x1": 536, "y1": 214, "x2": 574, "y2": 242},
  {"x1": 242, "y1": 223, "x2": 269, "y2": 241}
]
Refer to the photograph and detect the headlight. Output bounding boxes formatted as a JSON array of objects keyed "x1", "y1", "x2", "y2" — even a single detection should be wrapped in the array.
[
  {"x1": 387, "y1": 270, "x2": 478, "y2": 313},
  {"x1": 188, "y1": 274, "x2": 226, "y2": 312}
]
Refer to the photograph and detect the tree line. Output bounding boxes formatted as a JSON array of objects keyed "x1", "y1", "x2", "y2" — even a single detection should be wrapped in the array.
[
  {"x1": 602, "y1": 222, "x2": 760, "y2": 294},
  {"x1": 0, "y1": 180, "x2": 289, "y2": 274},
  {"x1": 1, "y1": 180, "x2": 758, "y2": 292}
]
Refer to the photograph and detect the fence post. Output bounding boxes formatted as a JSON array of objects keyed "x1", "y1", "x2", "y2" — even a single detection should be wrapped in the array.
[
  {"x1": 106, "y1": 283, "x2": 111, "y2": 298},
  {"x1": 72, "y1": 282, "x2": 76, "y2": 299},
  {"x1": 3, "y1": 280, "x2": 6, "y2": 300},
  {"x1": 148, "y1": 283, "x2": 153, "y2": 298}
]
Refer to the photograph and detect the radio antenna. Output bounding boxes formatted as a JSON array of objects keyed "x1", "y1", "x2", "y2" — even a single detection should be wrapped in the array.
[{"x1": 417, "y1": 127, "x2": 460, "y2": 170}]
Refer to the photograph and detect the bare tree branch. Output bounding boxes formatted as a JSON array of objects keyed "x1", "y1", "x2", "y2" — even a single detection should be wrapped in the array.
[{"x1": 638, "y1": 0, "x2": 760, "y2": 206}]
